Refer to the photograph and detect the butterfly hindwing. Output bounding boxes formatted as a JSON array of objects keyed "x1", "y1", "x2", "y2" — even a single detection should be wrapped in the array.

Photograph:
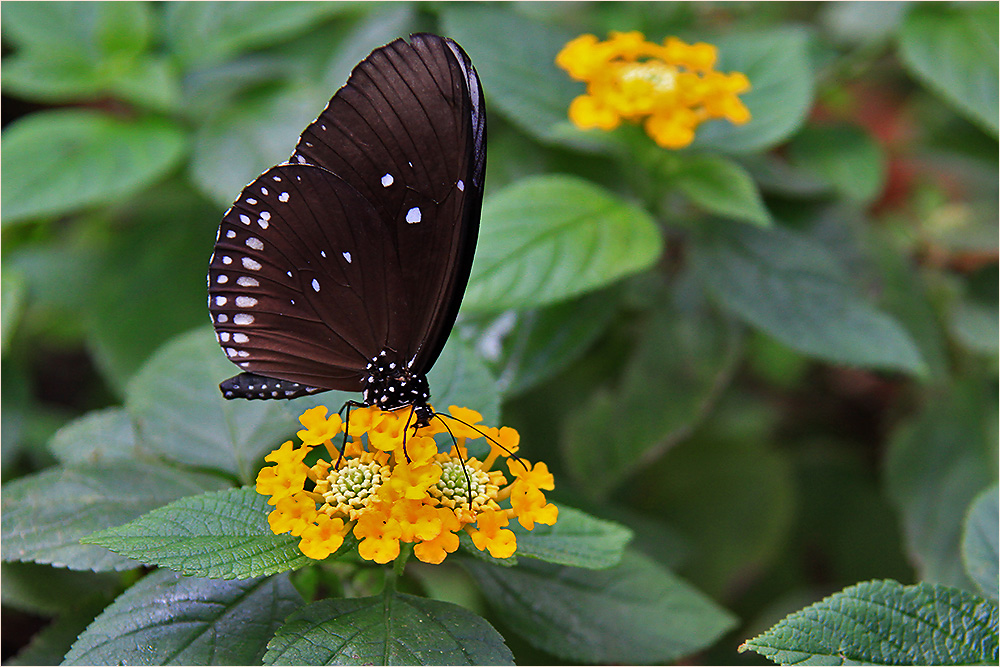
[{"x1": 209, "y1": 164, "x2": 405, "y2": 391}]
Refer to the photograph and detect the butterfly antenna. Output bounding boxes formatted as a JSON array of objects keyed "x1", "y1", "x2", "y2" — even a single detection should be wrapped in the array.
[
  {"x1": 431, "y1": 412, "x2": 474, "y2": 502},
  {"x1": 436, "y1": 412, "x2": 527, "y2": 472}
]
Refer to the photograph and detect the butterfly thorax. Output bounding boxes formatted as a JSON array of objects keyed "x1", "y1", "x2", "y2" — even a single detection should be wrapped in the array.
[{"x1": 363, "y1": 350, "x2": 433, "y2": 427}]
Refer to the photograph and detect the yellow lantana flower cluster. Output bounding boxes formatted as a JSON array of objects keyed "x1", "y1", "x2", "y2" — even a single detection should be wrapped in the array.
[
  {"x1": 556, "y1": 31, "x2": 752, "y2": 149},
  {"x1": 256, "y1": 405, "x2": 558, "y2": 565}
]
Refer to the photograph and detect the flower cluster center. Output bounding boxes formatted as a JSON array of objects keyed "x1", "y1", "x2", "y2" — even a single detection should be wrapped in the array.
[
  {"x1": 431, "y1": 460, "x2": 493, "y2": 510},
  {"x1": 619, "y1": 61, "x2": 677, "y2": 92},
  {"x1": 321, "y1": 459, "x2": 386, "y2": 514}
]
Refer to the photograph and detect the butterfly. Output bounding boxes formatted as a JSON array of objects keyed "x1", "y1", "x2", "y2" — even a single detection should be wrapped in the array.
[{"x1": 207, "y1": 33, "x2": 486, "y2": 429}]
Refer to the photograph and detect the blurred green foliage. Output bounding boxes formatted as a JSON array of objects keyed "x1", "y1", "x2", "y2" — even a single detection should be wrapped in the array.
[{"x1": 1, "y1": 2, "x2": 997, "y2": 665}]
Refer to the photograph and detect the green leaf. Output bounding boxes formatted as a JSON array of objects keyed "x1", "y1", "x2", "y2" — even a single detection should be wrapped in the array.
[
  {"x1": 163, "y1": 1, "x2": 350, "y2": 69},
  {"x1": 693, "y1": 221, "x2": 927, "y2": 374},
  {"x1": 564, "y1": 281, "x2": 742, "y2": 498},
  {"x1": 48, "y1": 408, "x2": 138, "y2": 466},
  {"x1": 464, "y1": 175, "x2": 663, "y2": 312},
  {"x1": 510, "y1": 505, "x2": 632, "y2": 570},
  {"x1": 886, "y1": 380, "x2": 998, "y2": 590},
  {"x1": 740, "y1": 579, "x2": 1000, "y2": 665},
  {"x1": 488, "y1": 287, "x2": 622, "y2": 397},
  {"x1": 0, "y1": 461, "x2": 227, "y2": 571},
  {"x1": 949, "y1": 297, "x2": 1000, "y2": 356},
  {"x1": 2, "y1": 49, "x2": 180, "y2": 112},
  {"x1": 2, "y1": 1, "x2": 150, "y2": 56},
  {"x1": 264, "y1": 593, "x2": 513, "y2": 665},
  {"x1": 427, "y1": 336, "x2": 500, "y2": 425},
  {"x1": 898, "y1": 3, "x2": 999, "y2": 136},
  {"x1": 83, "y1": 183, "x2": 225, "y2": 392},
  {"x1": 190, "y1": 84, "x2": 326, "y2": 206},
  {"x1": 65, "y1": 568, "x2": 303, "y2": 665},
  {"x1": 464, "y1": 549, "x2": 735, "y2": 664},
  {"x1": 962, "y1": 484, "x2": 999, "y2": 601},
  {"x1": 787, "y1": 124, "x2": 887, "y2": 203},
  {"x1": 441, "y1": 4, "x2": 579, "y2": 145},
  {"x1": 1, "y1": 269, "x2": 27, "y2": 353},
  {"x1": 674, "y1": 154, "x2": 772, "y2": 226},
  {"x1": 125, "y1": 327, "x2": 297, "y2": 483},
  {"x1": 84, "y1": 487, "x2": 313, "y2": 579},
  {"x1": 693, "y1": 28, "x2": 814, "y2": 153},
  {"x1": 1, "y1": 110, "x2": 187, "y2": 226}
]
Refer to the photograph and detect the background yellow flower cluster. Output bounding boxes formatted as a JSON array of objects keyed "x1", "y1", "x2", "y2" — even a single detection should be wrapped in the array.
[{"x1": 556, "y1": 30, "x2": 751, "y2": 148}]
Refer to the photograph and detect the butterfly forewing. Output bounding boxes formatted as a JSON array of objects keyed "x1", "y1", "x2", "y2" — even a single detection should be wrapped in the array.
[{"x1": 292, "y1": 34, "x2": 486, "y2": 374}]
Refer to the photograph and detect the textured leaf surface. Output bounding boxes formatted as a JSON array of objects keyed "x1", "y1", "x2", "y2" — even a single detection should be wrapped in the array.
[
  {"x1": 963, "y1": 484, "x2": 999, "y2": 601},
  {"x1": 674, "y1": 154, "x2": 772, "y2": 226},
  {"x1": 898, "y1": 3, "x2": 999, "y2": 136},
  {"x1": 125, "y1": 328, "x2": 297, "y2": 483},
  {"x1": 1, "y1": 461, "x2": 226, "y2": 571},
  {"x1": 740, "y1": 579, "x2": 1000, "y2": 665},
  {"x1": 464, "y1": 549, "x2": 735, "y2": 664},
  {"x1": 511, "y1": 505, "x2": 632, "y2": 570},
  {"x1": 693, "y1": 221, "x2": 926, "y2": 374},
  {"x1": 465, "y1": 175, "x2": 662, "y2": 312},
  {"x1": 1, "y1": 110, "x2": 186, "y2": 225},
  {"x1": 84, "y1": 487, "x2": 312, "y2": 579},
  {"x1": 64, "y1": 569, "x2": 302, "y2": 665},
  {"x1": 693, "y1": 28, "x2": 813, "y2": 153},
  {"x1": 264, "y1": 593, "x2": 513, "y2": 665}
]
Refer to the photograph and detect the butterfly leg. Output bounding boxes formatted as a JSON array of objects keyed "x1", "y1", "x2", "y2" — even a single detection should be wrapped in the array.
[{"x1": 336, "y1": 400, "x2": 367, "y2": 469}]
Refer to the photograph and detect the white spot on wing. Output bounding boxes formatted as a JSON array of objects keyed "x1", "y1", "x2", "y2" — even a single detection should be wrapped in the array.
[
  {"x1": 311, "y1": 278, "x2": 320, "y2": 292},
  {"x1": 233, "y1": 333, "x2": 249, "y2": 343},
  {"x1": 226, "y1": 230, "x2": 236, "y2": 238},
  {"x1": 215, "y1": 296, "x2": 227, "y2": 306},
  {"x1": 457, "y1": 180, "x2": 465, "y2": 191},
  {"x1": 242, "y1": 257, "x2": 262, "y2": 271},
  {"x1": 236, "y1": 296, "x2": 258, "y2": 308},
  {"x1": 240, "y1": 214, "x2": 251, "y2": 225},
  {"x1": 279, "y1": 192, "x2": 289, "y2": 202},
  {"x1": 217, "y1": 314, "x2": 228, "y2": 323},
  {"x1": 260, "y1": 186, "x2": 269, "y2": 195},
  {"x1": 237, "y1": 276, "x2": 259, "y2": 287},
  {"x1": 260, "y1": 211, "x2": 271, "y2": 221},
  {"x1": 343, "y1": 251, "x2": 352, "y2": 263},
  {"x1": 247, "y1": 198, "x2": 257, "y2": 205},
  {"x1": 234, "y1": 313, "x2": 254, "y2": 325},
  {"x1": 219, "y1": 332, "x2": 230, "y2": 342},
  {"x1": 216, "y1": 274, "x2": 229, "y2": 284},
  {"x1": 222, "y1": 256, "x2": 232, "y2": 265},
  {"x1": 381, "y1": 173, "x2": 394, "y2": 187},
  {"x1": 246, "y1": 237, "x2": 264, "y2": 251},
  {"x1": 406, "y1": 207, "x2": 422, "y2": 224},
  {"x1": 320, "y1": 251, "x2": 327, "y2": 258}
]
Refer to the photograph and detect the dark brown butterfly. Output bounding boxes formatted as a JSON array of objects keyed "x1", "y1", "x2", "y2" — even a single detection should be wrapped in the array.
[{"x1": 207, "y1": 33, "x2": 486, "y2": 427}]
